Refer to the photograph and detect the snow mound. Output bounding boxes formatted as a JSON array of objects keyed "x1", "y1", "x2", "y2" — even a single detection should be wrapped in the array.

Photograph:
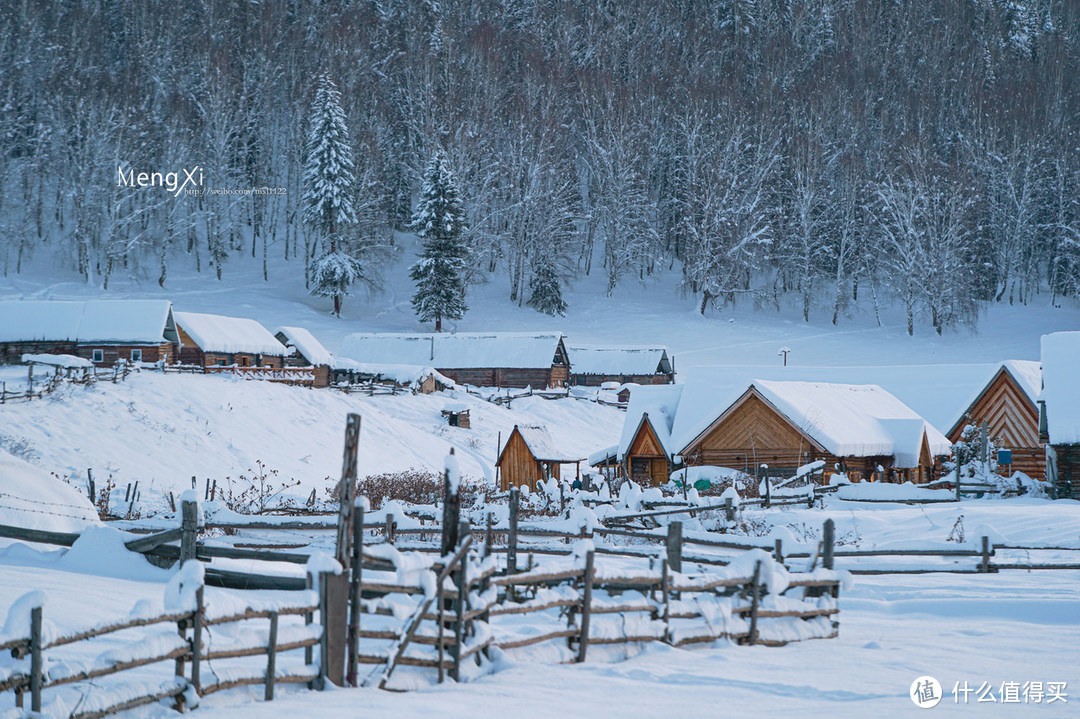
[{"x1": 0, "y1": 448, "x2": 99, "y2": 532}]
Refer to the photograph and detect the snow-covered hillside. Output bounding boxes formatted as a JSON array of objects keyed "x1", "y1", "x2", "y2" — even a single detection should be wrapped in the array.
[{"x1": 0, "y1": 371, "x2": 623, "y2": 499}]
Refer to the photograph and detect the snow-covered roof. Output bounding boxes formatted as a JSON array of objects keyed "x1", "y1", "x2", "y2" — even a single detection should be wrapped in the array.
[
  {"x1": 275, "y1": 326, "x2": 333, "y2": 366},
  {"x1": 22, "y1": 353, "x2": 94, "y2": 369},
  {"x1": 666, "y1": 364, "x2": 1015, "y2": 439},
  {"x1": 588, "y1": 444, "x2": 619, "y2": 465},
  {"x1": 174, "y1": 311, "x2": 284, "y2": 356},
  {"x1": 512, "y1": 424, "x2": 584, "y2": 462},
  {"x1": 331, "y1": 360, "x2": 454, "y2": 388},
  {"x1": 1041, "y1": 332, "x2": 1080, "y2": 445},
  {"x1": 945, "y1": 359, "x2": 1042, "y2": 435},
  {"x1": 567, "y1": 344, "x2": 671, "y2": 376},
  {"x1": 338, "y1": 332, "x2": 566, "y2": 369},
  {"x1": 713, "y1": 380, "x2": 951, "y2": 466},
  {"x1": 617, "y1": 384, "x2": 685, "y2": 460},
  {"x1": 0, "y1": 300, "x2": 174, "y2": 344}
]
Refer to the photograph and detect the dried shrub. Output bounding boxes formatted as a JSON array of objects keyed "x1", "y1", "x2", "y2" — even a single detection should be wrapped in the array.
[{"x1": 352, "y1": 468, "x2": 491, "y2": 509}]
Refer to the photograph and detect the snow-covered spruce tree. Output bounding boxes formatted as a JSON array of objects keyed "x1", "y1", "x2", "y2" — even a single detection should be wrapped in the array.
[
  {"x1": 303, "y1": 74, "x2": 358, "y2": 316},
  {"x1": 526, "y1": 260, "x2": 567, "y2": 316},
  {"x1": 409, "y1": 151, "x2": 468, "y2": 331}
]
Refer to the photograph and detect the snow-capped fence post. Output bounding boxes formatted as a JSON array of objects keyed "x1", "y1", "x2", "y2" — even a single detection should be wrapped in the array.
[
  {"x1": 774, "y1": 539, "x2": 784, "y2": 565},
  {"x1": 385, "y1": 515, "x2": 395, "y2": 544},
  {"x1": 347, "y1": 499, "x2": 364, "y2": 687},
  {"x1": 451, "y1": 522, "x2": 470, "y2": 682},
  {"x1": 822, "y1": 519, "x2": 835, "y2": 571},
  {"x1": 317, "y1": 572, "x2": 330, "y2": 691},
  {"x1": 29, "y1": 605, "x2": 42, "y2": 712},
  {"x1": 666, "y1": 521, "x2": 683, "y2": 574},
  {"x1": 725, "y1": 496, "x2": 735, "y2": 524},
  {"x1": 746, "y1": 561, "x2": 762, "y2": 646},
  {"x1": 87, "y1": 468, "x2": 96, "y2": 504},
  {"x1": 507, "y1": 486, "x2": 520, "y2": 575},
  {"x1": 180, "y1": 497, "x2": 198, "y2": 565},
  {"x1": 576, "y1": 550, "x2": 595, "y2": 663},
  {"x1": 304, "y1": 574, "x2": 315, "y2": 668},
  {"x1": 484, "y1": 512, "x2": 493, "y2": 557},
  {"x1": 265, "y1": 610, "x2": 279, "y2": 701},
  {"x1": 762, "y1": 466, "x2": 771, "y2": 508}
]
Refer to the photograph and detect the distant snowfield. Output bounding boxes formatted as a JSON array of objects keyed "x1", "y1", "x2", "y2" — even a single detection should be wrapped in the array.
[
  {"x1": 2, "y1": 239, "x2": 1078, "y2": 369},
  {"x1": 0, "y1": 371, "x2": 622, "y2": 496}
]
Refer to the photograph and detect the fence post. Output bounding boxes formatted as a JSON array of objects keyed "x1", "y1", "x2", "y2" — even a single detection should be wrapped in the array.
[
  {"x1": 181, "y1": 497, "x2": 198, "y2": 565},
  {"x1": 725, "y1": 496, "x2": 735, "y2": 524},
  {"x1": 484, "y1": 512, "x2": 493, "y2": 558},
  {"x1": 191, "y1": 586, "x2": 204, "y2": 693},
  {"x1": 304, "y1": 573, "x2": 314, "y2": 668},
  {"x1": 507, "y1": 486, "x2": 519, "y2": 575},
  {"x1": 821, "y1": 518, "x2": 836, "y2": 570},
  {"x1": 747, "y1": 560, "x2": 761, "y2": 646},
  {"x1": 347, "y1": 500, "x2": 364, "y2": 687},
  {"x1": 87, "y1": 468, "x2": 96, "y2": 505},
  {"x1": 980, "y1": 535, "x2": 992, "y2": 573},
  {"x1": 774, "y1": 538, "x2": 784, "y2": 565},
  {"x1": 441, "y1": 450, "x2": 461, "y2": 556},
  {"x1": 666, "y1": 521, "x2": 683, "y2": 574},
  {"x1": 660, "y1": 559, "x2": 671, "y2": 644},
  {"x1": 265, "y1": 610, "x2": 279, "y2": 701},
  {"x1": 577, "y1": 550, "x2": 594, "y2": 663},
  {"x1": 30, "y1": 605, "x2": 42, "y2": 712},
  {"x1": 385, "y1": 515, "x2": 395, "y2": 545},
  {"x1": 317, "y1": 572, "x2": 329, "y2": 690},
  {"x1": 762, "y1": 467, "x2": 771, "y2": 508},
  {"x1": 452, "y1": 531, "x2": 468, "y2": 682}
]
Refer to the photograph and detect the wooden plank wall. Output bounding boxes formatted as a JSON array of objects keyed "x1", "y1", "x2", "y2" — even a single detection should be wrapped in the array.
[
  {"x1": 498, "y1": 430, "x2": 543, "y2": 491},
  {"x1": 949, "y1": 369, "x2": 1044, "y2": 480}
]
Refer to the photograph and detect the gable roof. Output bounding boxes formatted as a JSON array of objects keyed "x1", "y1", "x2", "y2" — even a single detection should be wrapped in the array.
[
  {"x1": 499, "y1": 424, "x2": 584, "y2": 464},
  {"x1": 275, "y1": 326, "x2": 334, "y2": 366},
  {"x1": 1041, "y1": 332, "x2": 1080, "y2": 445},
  {"x1": 945, "y1": 360, "x2": 1042, "y2": 437},
  {"x1": 0, "y1": 300, "x2": 175, "y2": 344},
  {"x1": 174, "y1": 311, "x2": 284, "y2": 356},
  {"x1": 683, "y1": 380, "x2": 951, "y2": 466},
  {"x1": 617, "y1": 384, "x2": 684, "y2": 460},
  {"x1": 338, "y1": 332, "x2": 566, "y2": 369},
  {"x1": 567, "y1": 344, "x2": 672, "y2": 376}
]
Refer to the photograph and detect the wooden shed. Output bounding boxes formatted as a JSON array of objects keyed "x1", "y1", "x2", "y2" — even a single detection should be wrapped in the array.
[
  {"x1": 174, "y1": 311, "x2": 285, "y2": 369},
  {"x1": 616, "y1": 384, "x2": 683, "y2": 487},
  {"x1": 946, "y1": 361, "x2": 1043, "y2": 480},
  {"x1": 0, "y1": 300, "x2": 178, "y2": 367},
  {"x1": 623, "y1": 413, "x2": 674, "y2": 486},
  {"x1": 338, "y1": 332, "x2": 571, "y2": 389},
  {"x1": 496, "y1": 425, "x2": 584, "y2": 491},
  {"x1": 567, "y1": 345, "x2": 675, "y2": 386},
  {"x1": 275, "y1": 326, "x2": 333, "y2": 388},
  {"x1": 1041, "y1": 332, "x2": 1080, "y2": 498},
  {"x1": 678, "y1": 381, "x2": 950, "y2": 484}
]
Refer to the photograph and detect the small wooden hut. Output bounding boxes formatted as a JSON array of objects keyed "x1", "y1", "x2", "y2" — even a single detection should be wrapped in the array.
[
  {"x1": 496, "y1": 424, "x2": 584, "y2": 491},
  {"x1": 275, "y1": 326, "x2": 333, "y2": 387}
]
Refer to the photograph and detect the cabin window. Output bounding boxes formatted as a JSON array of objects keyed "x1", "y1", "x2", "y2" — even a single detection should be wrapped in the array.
[
  {"x1": 130, "y1": 349, "x2": 143, "y2": 363},
  {"x1": 92, "y1": 349, "x2": 104, "y2": 363},
  {"x1": 216, "y1": 359, "x2": 227, "y2": 366}
]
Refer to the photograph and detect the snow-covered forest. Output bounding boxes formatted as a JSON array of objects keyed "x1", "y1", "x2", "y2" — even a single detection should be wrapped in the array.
[{"x1": 1, "y1": 0, "x2": 1077, "y2": 333}]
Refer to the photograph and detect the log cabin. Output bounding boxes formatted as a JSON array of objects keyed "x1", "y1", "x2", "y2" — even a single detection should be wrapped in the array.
[
  {"x1": 173, "y1": 311, "x2": 285, "y2": 369},
  {"x1": 618, "y1": 379, "x2": 950, "y2": 486},
  {"x1": 946, "y1": 360, "x2": 1043, "y2": 480},
  {"x1": 496, "y1": 424, "x2": 584, "y2": 491},
  {"x1": 567, "y1": 345, "x2": 675, "y2": 386},
  {"x1": 1041, "y1": 332, "x2": 1080, "y2": 499},
  {"x1": 0, "y1": 300, "x2": 178, "y2": 366},
  {"x1": 275, "y1": 326, "x2": 333, "y2": 388},
  {"x1": 338, "y1": 332, "x2": 570, "y2": 389}
]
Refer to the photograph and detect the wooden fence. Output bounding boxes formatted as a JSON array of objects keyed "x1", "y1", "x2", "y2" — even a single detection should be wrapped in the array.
[
  {"x1": 204, "y1": 366, "x2": 315, "y2": 386},
  {"x1": 1, "y1": 362, "x2": 134, "y2": 404},
  {"x1": 0, "y1": 575, "x2": 326, "y2": 717}
]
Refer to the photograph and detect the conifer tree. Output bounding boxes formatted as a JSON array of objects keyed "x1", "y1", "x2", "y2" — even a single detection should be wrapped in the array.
[
  {"x1": 526, "y1": 260, "x2": 568, "y2": 316},
  {"x1": 409, "y1": 151, "x2": 468, "y2": 331},
  {"x1": 303, "y1": 74, "x2": 358, "y2": 315}
]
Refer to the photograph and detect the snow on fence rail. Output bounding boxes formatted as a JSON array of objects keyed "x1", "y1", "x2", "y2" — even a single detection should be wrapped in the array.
[
  {"x1": 203, "y1": 365, "x2": 315, "y2": 386},
  {"x1": 0, "y1": 575, "x2": 324, "y2": 718},
  {"x1": 0, "y1": 360, "x2": 134, "y2": 404}
]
